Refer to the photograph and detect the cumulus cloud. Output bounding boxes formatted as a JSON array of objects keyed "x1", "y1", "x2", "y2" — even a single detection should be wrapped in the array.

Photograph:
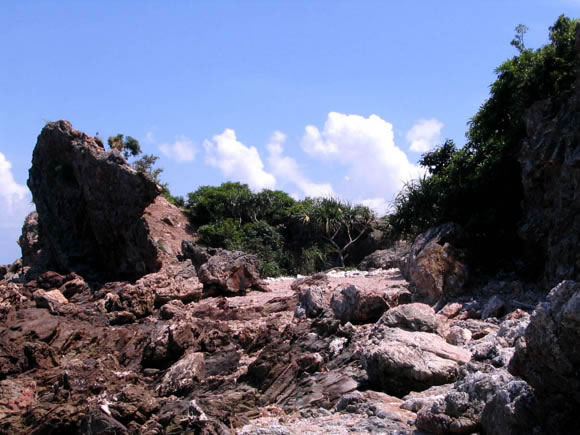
[
  {"x1": 159, "y1": 136, "x2": 197, "y2": 162},
  {"x1": 267, "y1": 131, "x2": 334, "y2": 198},
  {"x1": 360, "y1": 197, "x2": 391, "y2": 216},
  {"x1": 0, "y1": 152, "x2": 34, "y2": 263},
  {"x1": 204, "y1": 128, "x2": 276, "y2": 191},
  {"x1": 406, "y1": 119, "x2": 444, "y2": 153},
  {"x1": 301, "y1": 112, "x2": 423, "y2": 211}
]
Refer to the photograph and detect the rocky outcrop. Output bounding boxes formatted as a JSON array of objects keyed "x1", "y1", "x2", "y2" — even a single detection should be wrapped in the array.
[
  {"x1": 295, "y1": 286, "x2": 327, "y2": 318},
  {"x1": 197, "y1": 249, "x2": 269, "y2": 296},
  {"x1": 378, "y1": 302, "x2": 440, "y2": 333},
  {"x1": 519, "y1": 54, "x2": 580, "y2": 284},
  {"x1": 361, "y1": 325, "x2": 471, "y2": 395},
  {"x1": 400, "y1": 223, "x2": 469, "y2": 304},
  {"x1": 17, "y1": 212, "x2": 46, "y2": 268},
  {"x1": 415, "y1": 370, "x2": 515, "y2": 434},
  {"x1": 358, "y1": 241, "x2": 410, "y2": 271},
  {"x1": 27, "y1": 121, "x2": 162, "y2": 280},
  {"x1": 330, "y1": 284, "x2": 389, "y2": 324},
  {"x1": 509, "y1": 280, "x2": 580, "y2": 430}
]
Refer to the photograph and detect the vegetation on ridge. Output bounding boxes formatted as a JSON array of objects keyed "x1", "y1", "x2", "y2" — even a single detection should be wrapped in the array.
[
  {"x1": 389, "y1": 15, "x2": 579, "y2": 271},
  {"x1": 185, "y1": 182, "x2": 376, "y2": 276}
]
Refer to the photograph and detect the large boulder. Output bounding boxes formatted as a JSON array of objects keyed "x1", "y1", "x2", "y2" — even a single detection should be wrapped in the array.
[
  {"x1": 378, "y1": 303, "x2": 440, "y2": 333},
  {"x1": 361, "y1": 326, "x2": 471, "y2": 395},
  {"x1": 415, "y1": 370, "x2": 516, "y2": 435},
  {"x1": 295, "y1": 286, "x2": 327, "y2": 319},
  {"x1": 400, "y1": 223, "x2": 469, "y2": 304},
  {"x1": 510, "y1": 280, "x2": 580, "y2": 411},
  {"x1": 330, "y1": 284, "x2": 389, "y2": 324},
  {"x1": 27, "y1": 121, "x2": 162, "y2": 280},
  {"x1": 197, "y1": 249, "x2": 268, "y2": 296},
  {"x1": 358, "y1": 241, "x2": 410, "y2": 271}
]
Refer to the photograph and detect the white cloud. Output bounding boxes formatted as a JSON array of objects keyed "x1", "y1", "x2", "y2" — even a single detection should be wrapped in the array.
[
  {"x1": 204, "y1": 128, "x2": 276, "y2": 191},
  {"x1": 159, "y1": 136, "x2": 197, "y2": 162},
  {"x1": 406, "y1": 119, "x2": 444, "y2": 153},
  {"x1": 267, "y1": 131, "x2": 334, "y2": 198},
  {"x1": 301, "y1": 112, "x2": 424, "y2": 212},
  {"x1": 360, "y1": 197, "x2": 391, "y2": 216},
  {"x1": 0, "y1": 152, "x2": 34, "y2": 263}
]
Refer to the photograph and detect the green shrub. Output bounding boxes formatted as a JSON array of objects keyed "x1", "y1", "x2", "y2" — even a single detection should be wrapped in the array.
[{"x1": 389, "y1": 15, "x2": 579, "y2": 267}]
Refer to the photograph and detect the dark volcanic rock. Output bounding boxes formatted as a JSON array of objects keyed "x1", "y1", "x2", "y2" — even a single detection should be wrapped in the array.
[
  {"x1": 519, "y1": 65, "x2": 580, "y2": 285},
  {"x1": 27, "y1": 120, "x2": 162, "y2": 280}
]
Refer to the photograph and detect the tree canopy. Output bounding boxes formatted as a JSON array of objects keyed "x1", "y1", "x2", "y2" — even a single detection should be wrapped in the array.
[
  {"x1": 389, "y1": 15, "x2": 579, "y2": 269},
  {"x1": 184, "y1": 182, "x2": 375, "y2": 276}
]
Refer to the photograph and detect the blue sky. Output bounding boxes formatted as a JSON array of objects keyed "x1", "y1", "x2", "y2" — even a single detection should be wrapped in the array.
[{"x1": 1, "y1": 1, "x2": 579, "y2": 264}]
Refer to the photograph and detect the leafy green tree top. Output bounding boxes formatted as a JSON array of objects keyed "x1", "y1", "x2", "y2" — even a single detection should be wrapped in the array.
[
  {"x1": 107, "y1": 134, "x2": 142, "y2": 159},
  {"x1": 389, "y1": 15, "x2": 579, "y2": 269},
  {"x1": 300, "y1": 197, "x2": 375, "y2": 267}
]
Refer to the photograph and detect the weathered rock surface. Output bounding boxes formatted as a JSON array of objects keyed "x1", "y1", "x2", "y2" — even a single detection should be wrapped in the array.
[
  {"x1": 197, "y1": 249, "x2": 269, "y2": 296},
  {"x1": 358, "y1": 241, "x2": 410, "y2": 271},
  {"x1": 509, "y1": 280, "x2": 580, "y2": 430},
  {"x1": 295, "y1": 286, "x2": 327, "y2": 318},
  {"x1": 17, "y1": 212, "x2": 48, "y2": 271},
  {"x1": 156, "y1": 351, "x2": 205, "y2": 396},
  {"x1": 378, "y1": 302, "x2": 440, "y2": 333},
  {"x1": 415, "y1": 369, "x2": 514, "y2": 434},
  {"x1": 361, "y1": 325, "x2": 471, "y2": 395},
  {"x1": 33, "y1": 288, "x2": 68, "y2": 313},
  {"x1": 520, "y1": 70, "x2": 580, "y2": 285},
  {"x1": 27, "y1": 121, "x2": 163, "y2": 280},
  {"x1": 480, "y1": 379, "x2": 537, "y2": 435},
  {"x1": 510, "y1": 281, "x2": 580, "y2": 396},
  {"x1": 330, "y1": 284, "x2": 389, "y2": 324},
  {"x1": 400, "y1": 223, "x2": 469, "y2": 304}
]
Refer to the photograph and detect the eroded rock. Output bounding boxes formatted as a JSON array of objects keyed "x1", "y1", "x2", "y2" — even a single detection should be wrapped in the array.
[
  {"x1": 27, "y1": 120, "x2": 162, "y2": 280},
  {"x1": 361, "y1": 326, "x2": 471, "y2": 395},
  {"x1": 330, "y1": 284, "x2": 388, "y2": 324},
  {"x1": 400, "y1": 223, "x2": 469, "y2": 304},
  {"x1": 197, "y1": 249, "x2": 269, "y2": 296}
]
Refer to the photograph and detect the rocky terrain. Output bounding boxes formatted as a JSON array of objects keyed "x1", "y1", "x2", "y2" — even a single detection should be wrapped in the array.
[{"x1": 1, "y1": 36, "x2": 580, "y2": 433}]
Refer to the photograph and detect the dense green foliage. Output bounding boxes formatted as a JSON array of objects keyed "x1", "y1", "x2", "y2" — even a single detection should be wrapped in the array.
[
  {"x1": 185, "y1": 182, "x2": 375, "y2": 276},
  {"x1": 107, "y1": 134, "x2": 142, "y2": 159},
  {"x1": 390, "y1": 16, "x2": 579, "y2": 267}
]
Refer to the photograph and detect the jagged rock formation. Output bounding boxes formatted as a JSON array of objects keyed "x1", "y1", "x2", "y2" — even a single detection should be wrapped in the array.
[
  {"x1": 27, "y1": 121, "x2": 162, "y2": 280},
  {"x1": 508, "y1": 280, "x2": 580, "y2": 432},
  {"x1": 519, "y1": 26, "x2": 580, "y2": 285},
  {"x1": 1, "y1": 66, "x2": 580, "y2": 433}
]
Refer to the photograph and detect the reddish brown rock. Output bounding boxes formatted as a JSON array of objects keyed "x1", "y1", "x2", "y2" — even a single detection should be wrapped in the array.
[
  {"x1": 400, "y1": 223, "x2": 468, "y2": 304},
  {"x1": 197, "y1": 249, "x2": 269, "y2": 296}
]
